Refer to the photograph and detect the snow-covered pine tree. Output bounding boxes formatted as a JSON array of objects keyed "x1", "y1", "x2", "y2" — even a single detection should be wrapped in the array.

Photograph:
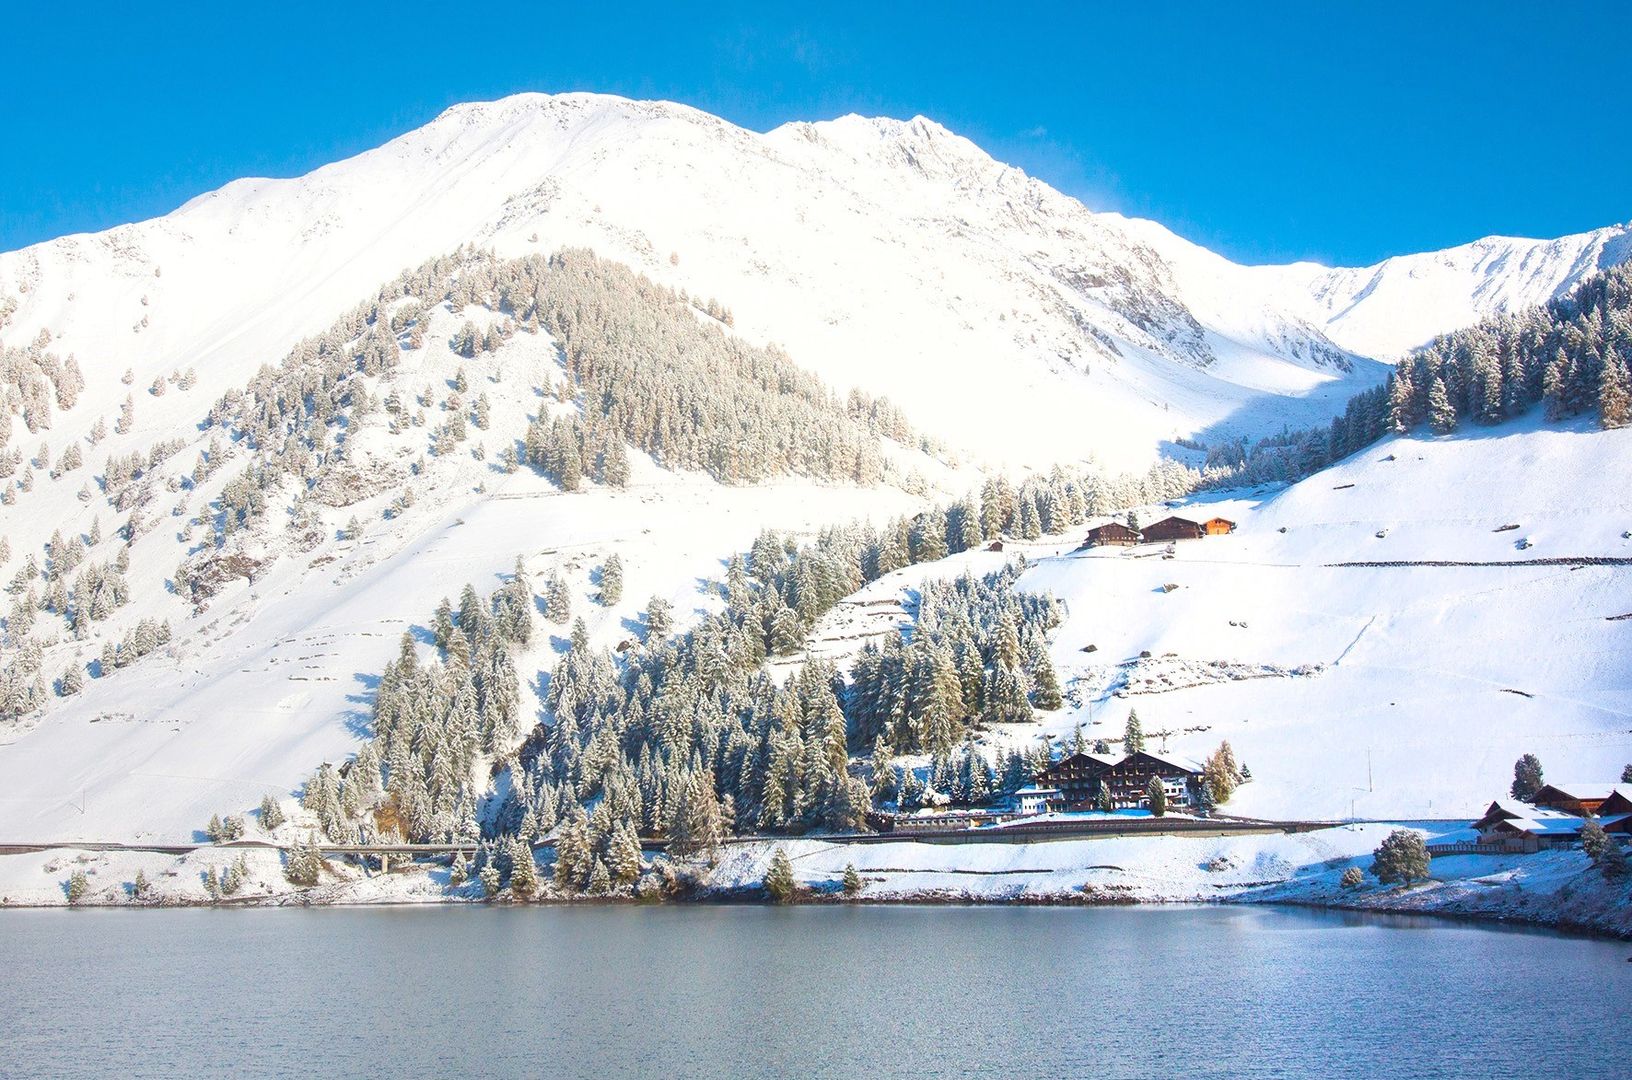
[
  {"x1": 1600, "y1": 351, "x2": 1631, "y2": 429},
  {"x1": 1123, "y1": 710, "x2": 1145, "y2": 755},
  {"x1": 1427, "y1": 375, "x2": 1457, "y2": 434},
  {"x1": 1510, "y1": 753, "x2": 1544, "y2": 802},
  {"x1": 1145, "y1": 775, "x2": 1167, "y2": 817},
  {"x1": 509, "y1": 837, "x2": 538, "y2": 898},
  {"x1": 599, "y1": 553, "x2": 624, "y2": 605},
  {"x1": 764, "y1": 847, "x2": 796, "y2": 903}
]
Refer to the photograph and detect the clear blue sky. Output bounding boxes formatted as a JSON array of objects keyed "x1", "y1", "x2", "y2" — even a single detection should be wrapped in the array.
[{"x1": 5, "y1": 2, "x2": 1629, "y2": 265}]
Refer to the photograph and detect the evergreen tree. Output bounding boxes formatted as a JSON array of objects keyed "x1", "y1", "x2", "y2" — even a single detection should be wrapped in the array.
[
  {"x1": 599, "y1": 554, "x2": 624, "y2": 605},
  {"x1": 1600, "y1": 352, "x2": 1632, "y2": 429},
  {"x1": 283, "y1": 834, "x2": 325, "y2": 886},
  {"x1": 1123, "y1": 710, "x2": 1145, "y2": 756},
  {"x1": 67, "y1": 869, "x2": 89, "y2": 904},
  {"x1": 609, "y1": 823, "x2": 643, "y2": 887},
  {"x1": 1427, "y1": 375, "x2": 1457, "y2": 434},
  {"x1": 509, "y1": 838, "x2": 539, "y2": 898},
  {"x1": 1026, "y1": 639, "x2": 1063, "y2": 710},
  {"x1": 544, "y1": 573, "x2": 572, "y2": 624},
  {"x1": 1580, "y1": 818, "x2": 1611, "y2": 862},
  {"x1": 645, "y1": 596, "x2": 673, "y2": 638},
  {"x1": 842, "y1": 863, "x2": 862, "y2": 898},
  {"x1": 764, "y1": 846, "x2": 797, "y2": 903},
  {"x1": 1510, "y1": 753, "x2": 1544, "y2": 802},
  {"x1": 1598, "y1": 835, "x2": 1629, "y2": 879},
  {"x1": 1145, "y1": 775, "x2": 1167, "y2": 817}
]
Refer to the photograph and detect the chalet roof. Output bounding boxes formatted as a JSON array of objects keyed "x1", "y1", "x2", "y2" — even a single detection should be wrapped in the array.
[
  {"x1": 1131, "y1": 751, "x2": 1204, "y2": 775},
  {"x1": 1534, "y1": 781, "x2": 1624, "y2": 801},
  {"x1": 1481, "y1": 798, "x2": 1538, "y2": 820},
  {"x1": 1487, "y1": 815, "x2": 1582, "y2": 837},
  {"x1": 1146, "y1": 515, "x2": 1201, "y2": 528},
  {"x1": 1014, "y1": 786, "x2": 1062, "y2": 797},
  {"x1": 1046, "y1": 752, "x2": 1117, "y2": 769},
  {"x1": 1471, "y1": 799, "x2": 1581, "y2": 829}
]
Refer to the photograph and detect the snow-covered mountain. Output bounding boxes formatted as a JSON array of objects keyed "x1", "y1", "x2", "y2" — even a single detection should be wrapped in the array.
[
  {"x1": 2, "y1": 90, "x2": 1630, "y2": 853},
  {"x1": 3, "y1": 91, "x2": 1626, "y2": 472}
]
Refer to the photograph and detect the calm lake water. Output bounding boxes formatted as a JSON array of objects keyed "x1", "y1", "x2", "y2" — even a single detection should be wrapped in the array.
[{"x1": 1, "y1": 904, "x2": 1627, "y2": 1079}]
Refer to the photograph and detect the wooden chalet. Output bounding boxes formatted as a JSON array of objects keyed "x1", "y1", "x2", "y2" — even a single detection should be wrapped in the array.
[
  {"x1": 1201, "y1": 517, "x2": 1236, "y2": 536},
  {"x1": 1036, "y1": 752, "x2": 1117, "y2": 808},
  {"x1": 1530, "y1": 781, "x2": 1623, "y2": 817},
  {"x1": 1102, "y1": 751, "x2": 1202, "y2": 810},
  {"x1": 1084, "y1": 522, "x2": 1141, "y2": 548},
  {"x1": 1597, "y1": 787, "x2": 1632, "y2": 818},
  {"x1": 1470, "y1": 799, "x2": 1584, "y2": 853},
  {"x1": 1140, "y1": 516, "x2": 1205, "y2": 543}
]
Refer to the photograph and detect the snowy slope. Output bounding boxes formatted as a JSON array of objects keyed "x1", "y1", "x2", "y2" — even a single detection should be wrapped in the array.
[
  {"x1": 0, "y1": 296, "x2": 939, "y2": 844},
  {"x1": 1289, "y1": 227, "x2": 1632, "y2": 358},
  {"x1": 803, "y1": 415, "x2": 1632, "y2": 821},
  {"x1": 2, "y1": 91, "x2": 1630, "y2": 849},
  {"x1": 3, "y1": 92, "x2": 1625, "y2": 474}
]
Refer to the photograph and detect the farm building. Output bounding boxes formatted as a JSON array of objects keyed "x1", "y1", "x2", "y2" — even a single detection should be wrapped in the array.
[
  {"x1": 1201, "y1": 517, "x2": 1236, "y2": 535},
  {"x1": 1597, "y1": 787, "x2": 1632, "y2": 818},
  {"x1": 1084, "y1": 522, "x2": 1141, "y2": 548},
  {"x1": 1140, "y1": 516, "x2": 1205, "y2": 542},
  {"x1": 1530, "y1": 781, "x2": 1623, "y2": 816},
  {"x1": 1469, "y1": 799, "x2": 1586, "y2": 852}
]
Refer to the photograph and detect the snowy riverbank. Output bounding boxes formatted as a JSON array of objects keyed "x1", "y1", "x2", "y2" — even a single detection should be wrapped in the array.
[{"x1": 4, "y1": 825, "x2": 1627, "y2": 939}]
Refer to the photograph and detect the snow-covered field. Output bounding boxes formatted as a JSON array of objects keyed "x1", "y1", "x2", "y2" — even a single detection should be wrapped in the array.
[{"x1": 785, "y1": 412, "x2": 1632, "y2": 821}]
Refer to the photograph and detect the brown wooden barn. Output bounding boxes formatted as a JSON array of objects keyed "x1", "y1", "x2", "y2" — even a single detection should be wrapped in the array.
[
  {"x1": 1084, "y1": 523, "x2": 1141, "y2": 548},
  {"x1": 1202, "y1": 517, "x2": 1236, "y2": 535},
  {"x1": 1531, "y1": 782, "x2": 1621, "y2": 816},
  {"x1": 1140, "y1": 516, "x2": 1205, "y2": 542},
  {"x1": 1597, "y1": 787, "x2": 1632, "y2": 818}
]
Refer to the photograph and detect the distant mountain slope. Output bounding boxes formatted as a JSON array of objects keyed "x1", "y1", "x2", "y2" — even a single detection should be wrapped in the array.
[
  {"x1": 1290, "y1": 225, "x2": 1632, "y2": 359},
  {"x1": 1, "y1": 92, "x2": 1624, "y2": 472}
]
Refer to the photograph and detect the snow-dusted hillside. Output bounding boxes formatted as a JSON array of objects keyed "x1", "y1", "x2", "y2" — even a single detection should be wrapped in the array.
[
  {"x1": 809, "y1": 414, "x2": 1632, "y2": 820},
  {"x1": 2, "y1": 92, "x2": 1625, "y2": 472},
  {"x1": 1291, "y1": 228, "x2": 1632, "y2": 359},
  {"x1": 2, "y1": 90, "x2": 1629, "y2": 855}
]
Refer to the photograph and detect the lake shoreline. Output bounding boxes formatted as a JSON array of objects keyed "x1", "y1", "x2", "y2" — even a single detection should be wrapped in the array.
[
  {"x1": 8, "y1": 875, "x2": 1629, "y2": 942},
  {"x1": 6, "y1": 823, "x2": 1628, "y2": 940}
]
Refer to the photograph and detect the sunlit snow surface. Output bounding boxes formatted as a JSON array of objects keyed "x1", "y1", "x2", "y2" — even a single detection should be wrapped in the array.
[{"x1": 1, "y1": 92, "x2": 1628, "y2": 860}]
